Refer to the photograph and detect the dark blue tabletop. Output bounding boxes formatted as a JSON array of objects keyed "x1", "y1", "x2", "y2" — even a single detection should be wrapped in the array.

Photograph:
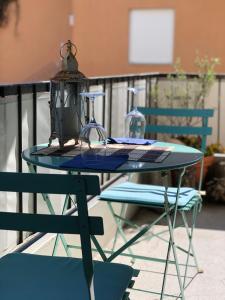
[{"x1": 22, "y1": 142, "x2": 203, "y2": 173}]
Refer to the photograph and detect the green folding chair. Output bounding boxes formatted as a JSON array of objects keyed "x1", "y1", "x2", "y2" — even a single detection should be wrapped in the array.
[
  {"x1": 0, "y1": 172, "x2": 136, "y2": 300},
  {"x1": 99, "y1": 107, "x2": 214, "y2": 299}
]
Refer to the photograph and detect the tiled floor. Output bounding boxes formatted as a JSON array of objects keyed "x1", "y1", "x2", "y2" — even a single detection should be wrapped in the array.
[{"x1": 106, "y1": 201, "x2": 225, "y2": 300}]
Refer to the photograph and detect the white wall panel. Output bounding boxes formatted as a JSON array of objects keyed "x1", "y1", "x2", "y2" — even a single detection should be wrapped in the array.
[{"x1": 129, "y1": 9, "x2": 175, "y2": 64}]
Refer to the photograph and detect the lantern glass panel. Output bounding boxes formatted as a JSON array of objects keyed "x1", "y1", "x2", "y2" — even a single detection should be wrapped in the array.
[{"x1": 49, "y1": 80, "x2": 87, "y2": 147}]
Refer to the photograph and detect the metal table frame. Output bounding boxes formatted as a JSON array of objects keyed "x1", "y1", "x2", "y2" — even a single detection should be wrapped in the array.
[{"x1": 22, "y1": 141, "x2": 203, "y2": 299}]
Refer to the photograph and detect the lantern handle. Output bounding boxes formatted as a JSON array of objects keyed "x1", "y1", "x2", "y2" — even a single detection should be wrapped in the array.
[{"x1": 60, "y1": 40, "x2": 77, "y2": 59}]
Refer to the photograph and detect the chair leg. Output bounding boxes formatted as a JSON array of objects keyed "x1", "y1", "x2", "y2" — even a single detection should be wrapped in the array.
[
  {"x1": 27, "y1": 162, "x2": 73, "y2": 257},
  {"x1": 111, "y1": 203, "x2": 126, "y2": 252},
  {"x1": 107, "y1": 202, "x2": 135, "y2": 263},
  {"x1": 160, "y1": 231, "x2": 173, "y2": 300},
  {"x1": 44, "y1": 192, "x2": 72, "y2": 257},
  {"x1": 161, "y1": 169, "x2": 186, "y2": 300},
  {"x1": 167, "y1": 211, "x2": 186, "y2": 299},
  {"x1": 52, "y1": 194, "x2": 73, "y2": 256},
  {"x1": 160, "y1": 208, "x2": 186, "y2": 299},
  {"x1": 181, "y1": 204, "x2": 203, "y2": 288}
]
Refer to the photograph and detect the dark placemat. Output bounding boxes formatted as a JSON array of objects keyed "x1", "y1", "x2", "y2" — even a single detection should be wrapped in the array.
[{"x1": 60, "y1": 154, "x2": 129, "y2": 170}]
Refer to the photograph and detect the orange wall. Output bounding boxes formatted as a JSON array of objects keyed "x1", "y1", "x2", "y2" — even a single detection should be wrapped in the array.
[
  {"x1": 0, "y1": 0, "x2": 72, "y2": 83},
  {"x1": 0, "y1": 0, "x2": 225, "y2": 83},
  {"x1": 72, "y1": 0, "x2": 225, "y2": 77}
]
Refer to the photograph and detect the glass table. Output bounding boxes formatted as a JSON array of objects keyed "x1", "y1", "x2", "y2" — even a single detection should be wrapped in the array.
[
  {"x1": 22, "y1": 141, "x2": 202, "y2": 254},
  {"x1": 22, "y1": 141, "x2": 202, "y2": 174}
]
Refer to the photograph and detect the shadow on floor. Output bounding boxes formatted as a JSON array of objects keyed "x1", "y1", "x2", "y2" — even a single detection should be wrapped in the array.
[{"x1": 129, "y1": 200, "x2": 225, "y2": 231}]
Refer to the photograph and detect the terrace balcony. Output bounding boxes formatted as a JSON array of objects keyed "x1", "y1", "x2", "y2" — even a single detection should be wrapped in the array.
[{"x1": 0, "y1": 73, "x2": 225, "y2": 299}]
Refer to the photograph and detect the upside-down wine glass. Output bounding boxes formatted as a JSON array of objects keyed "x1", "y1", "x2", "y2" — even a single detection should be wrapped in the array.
[
  {"x1": 79, "y1": 92, "x2": 107, "y2": 160},
  {"x1": 125, "y1": 87, "x2": 146, "y2": 138}
]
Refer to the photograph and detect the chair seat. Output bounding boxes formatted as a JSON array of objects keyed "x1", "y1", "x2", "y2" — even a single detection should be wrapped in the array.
[
  {"x1": 100, "y1": 182, "x2": 201, "y2": 209},
  {"x1": 0, "y1": 253, "x2": 134, "y2": 300}
]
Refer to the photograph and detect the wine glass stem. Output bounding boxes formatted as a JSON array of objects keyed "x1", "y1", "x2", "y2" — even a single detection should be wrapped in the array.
[
  {"x1": 131, "y1": 92, "x2": 136, "y2": 110},
  {"x1": 91, "y1": 98, "x2": 95, "y2": 121}
]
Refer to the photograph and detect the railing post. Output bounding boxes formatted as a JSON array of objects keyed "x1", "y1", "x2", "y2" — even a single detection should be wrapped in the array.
[
  {"x1": 32, "y1": 84, "x2": 37, "y2": 214},
  {"x1": 217, "y1": 77, "x2": 222, "y2": 144},
  {"x1": 17, "y1": 85, "x2": 23, "y2": 243}
]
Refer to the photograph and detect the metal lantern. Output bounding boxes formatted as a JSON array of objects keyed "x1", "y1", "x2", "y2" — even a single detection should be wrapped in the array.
[{"x1": 49, "y1": 40, "x2": 87, "y2": 148}]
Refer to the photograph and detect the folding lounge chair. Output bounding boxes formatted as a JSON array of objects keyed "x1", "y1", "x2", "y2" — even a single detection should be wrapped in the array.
[
  {"x1": 99, "y1": 107, "x2": 214, "y2": 299},
  {"x1": 0, "y1": 172, "x2": 136, "y2": 300}
]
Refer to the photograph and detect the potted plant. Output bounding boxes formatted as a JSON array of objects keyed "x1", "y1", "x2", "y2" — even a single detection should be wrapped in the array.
[
  {"x1": 195, "y1": 142, "x2": 225, "y2": 183},
  {"x1": 169, "y1": 139, "x2": 225, "y2": 189},
  {"x1": 204, "y1": 153, "x2": 225, "y2": 203}
]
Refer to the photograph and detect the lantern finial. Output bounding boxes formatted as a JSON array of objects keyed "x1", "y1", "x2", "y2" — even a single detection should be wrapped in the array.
[{"x1": 52, "y1": 40, "x2": 85, "y2": 82}]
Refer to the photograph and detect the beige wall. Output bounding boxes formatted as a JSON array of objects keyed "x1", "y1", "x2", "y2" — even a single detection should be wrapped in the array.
[{"x1": 0, "y1": 0, "x2": 225, "y2": 83}]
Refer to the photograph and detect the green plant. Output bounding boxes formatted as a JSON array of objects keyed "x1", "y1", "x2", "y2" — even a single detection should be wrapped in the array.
[
  {"x1": 166, "y1": 54, "x2": 220, "y2": 109},
  {"x1": 178, "y1": 136, "x2": 225, "y2": 157},
  {"x1": 151, "y1": 53, "x2": 220, "y2": 111},
  {"x1": 150, "y1": 53, "x2": 220, "y2": 134},
  {"x1": 194, "y1": 53, "x2": 220, "y2": 108},
  {"x1": 177, "y1": 135, "x2": 201, "y2": 149}
]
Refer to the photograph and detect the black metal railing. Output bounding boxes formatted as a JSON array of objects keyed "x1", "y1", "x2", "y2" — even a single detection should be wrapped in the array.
[{"x1": 0, "y1": 72, "x2": 225, "y2": 248}]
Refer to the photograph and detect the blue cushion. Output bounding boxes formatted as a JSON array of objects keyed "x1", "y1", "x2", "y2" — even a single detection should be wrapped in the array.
[
  {"x1": 100, "y1": 182, "x2": 200, "y2": 208},
  {"x1": 0, "y1": 253, "x2": 133, "y2": 300}
]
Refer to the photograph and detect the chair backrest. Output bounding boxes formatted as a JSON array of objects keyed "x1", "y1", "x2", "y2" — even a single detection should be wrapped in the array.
[
  {"x1": 138, "y1": 107, "x2": 214, "y2": 153},
  {"x1": 0, "y1": 172, "x2": 102, "y2": 300}
]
